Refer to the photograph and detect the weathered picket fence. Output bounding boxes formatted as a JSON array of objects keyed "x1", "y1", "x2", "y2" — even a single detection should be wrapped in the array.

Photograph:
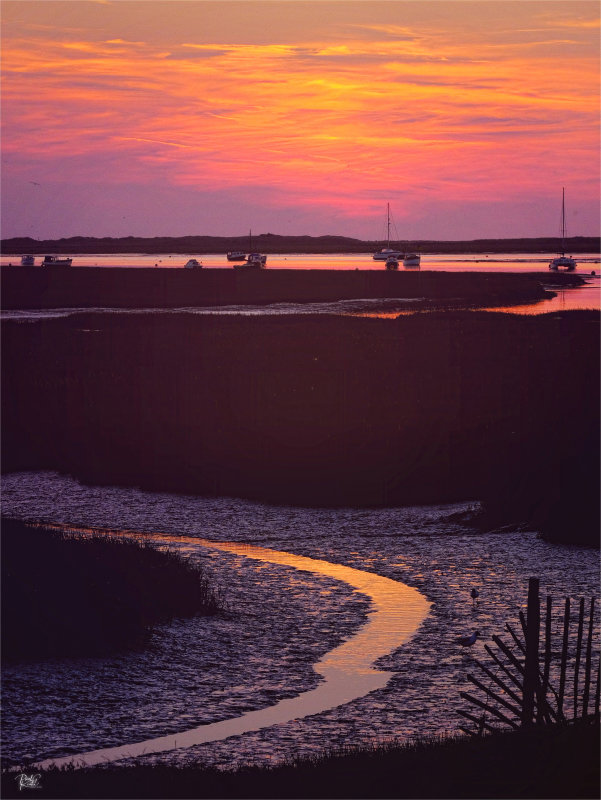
[{"x1": 458, "y1": 577, "x2": 600, "y2": 735}]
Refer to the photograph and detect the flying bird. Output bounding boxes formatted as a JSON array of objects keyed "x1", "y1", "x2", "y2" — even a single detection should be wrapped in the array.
[
  {"x1": 458, "y1": 630, "x2": 480, "y2": 647},
  {"x1": 29, "y1": 181, "x2": 41, "y2": 186}
]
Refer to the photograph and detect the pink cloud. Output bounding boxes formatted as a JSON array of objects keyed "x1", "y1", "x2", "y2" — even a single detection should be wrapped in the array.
[{"x1": 1, "y1": 2, "x2": 599, "y2": 239}]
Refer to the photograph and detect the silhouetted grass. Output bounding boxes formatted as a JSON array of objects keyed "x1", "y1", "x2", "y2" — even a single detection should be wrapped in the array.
[
  {"x1": 1, "y1": 519, "x2": 223, "y2": 663},
  {"x1": 3, "y1": 309, "x2": 598, "y2": 545},
  {"x1": 2, "y1": 724, "x2": 598, "y2": 798}
]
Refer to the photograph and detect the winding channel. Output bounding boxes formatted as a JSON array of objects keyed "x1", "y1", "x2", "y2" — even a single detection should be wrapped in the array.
[{"x1": 34, "y1": 534, "x2": 431, "y2": 770}]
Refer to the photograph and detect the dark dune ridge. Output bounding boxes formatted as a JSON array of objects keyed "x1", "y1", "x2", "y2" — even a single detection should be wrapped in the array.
[
  {"x1": 2, "y1": 232, "x2": 599, "y2": 254},
  {"x1": 2, "y1": 309, "x2": 598, "y2": 545},
  {"x1": 0, "y1": 266, "x2": 581, "y2": 311}
]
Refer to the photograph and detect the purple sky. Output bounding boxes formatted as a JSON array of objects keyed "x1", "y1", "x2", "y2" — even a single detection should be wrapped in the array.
[{"x1": 2, "y1": 1, "x2": 600, "y2": 241}]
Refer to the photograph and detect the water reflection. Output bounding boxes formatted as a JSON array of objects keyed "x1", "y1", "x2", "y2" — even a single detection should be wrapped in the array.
[
  {"x1": 484, "y1": 280, "x2": 600, "y2": 315},
  {"x1": 352, "y1": 280, "x2": 600, "y2": 318},
  {"x1": 2, "y1": 252, "x2": 599, "y2": 272},
  {"x1": 33, "y1": 535, "x2": 430, "y2": 770},
  {"x1": 2, "y1": 473, "x2": 598, "y2": 771}
]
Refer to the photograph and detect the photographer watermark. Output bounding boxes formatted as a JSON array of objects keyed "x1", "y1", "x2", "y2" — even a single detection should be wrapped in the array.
[{"x1": 16, "y1": 774, "x2": 42, "y2": 791}]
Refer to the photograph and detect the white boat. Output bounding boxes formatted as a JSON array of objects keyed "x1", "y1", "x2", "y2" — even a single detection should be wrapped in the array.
[
  {"x1": 184, "y1": 258, "x2": 202, "y2": 269},
  {"x1": 374, "y1": 248, "x2": 403, "y2": 261},
  {"x1": 20, "y1": 255, "x2": 35, "y2": 266},
  {"x1": 373, "y1": 204, "x2": 403, "y2": 262},
  {"x1": 549, "y1": 254, "x2": 577, "y2": 271},
  {"x1": 403, "y1": 253, "x2": 421, "y2": 268},
  {"x1": 549, "y1": 188, "x2": 577, "y2": 271},
  {"x1": 244, "y1": 252, "x2": 267, "y2": 268},
  {"x1": 226, "y1": 251, "x2": 246, "y2": 262},
  {"x1": 41, "y1": 255, "x2": 72, "y2": 267},
  {"x1": 233, "y1": 231, "x2": 266, "y2": 269},
  {"x1": 385, "y1": 255, "x2": 399, "y2": 270}
]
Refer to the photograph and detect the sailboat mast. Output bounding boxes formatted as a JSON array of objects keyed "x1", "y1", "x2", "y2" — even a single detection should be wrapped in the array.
[
  {"x1": 387, "y1": 203, "x2": 391, "y2": 249},
  {"x1": 561, "y1": 188, "x2": 566, "y2": 254}
]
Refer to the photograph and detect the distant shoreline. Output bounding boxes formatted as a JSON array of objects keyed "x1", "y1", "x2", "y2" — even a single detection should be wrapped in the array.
[{"x1": 2, "y1": 234, "x2": 599, "y2": 256}]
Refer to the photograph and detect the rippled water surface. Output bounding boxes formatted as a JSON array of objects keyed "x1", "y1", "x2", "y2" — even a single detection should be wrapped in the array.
[{"x1": 2, "y1": 472, "x2": 599, "y2": 770}]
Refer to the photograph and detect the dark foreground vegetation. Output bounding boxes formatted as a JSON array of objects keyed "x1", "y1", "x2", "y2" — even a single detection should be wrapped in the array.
[
  {"x1": 1, "y1": 519, "x2": 222, "y2": 662},
  {"x1": 2, "y1": 233, "x2": 599, "y2": 255},
  {"x1": 2, "y1": 725, "x2": 598, "y2": 798},
  {"x1": 2, "y1": 306, "x2": 598, "y2": 545},
  {"x1": 0, "y1": 266, "x2": 579, "y2": 310}
]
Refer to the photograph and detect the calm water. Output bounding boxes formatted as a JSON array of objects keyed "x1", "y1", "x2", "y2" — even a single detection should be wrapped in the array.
[
  {"x1": 2, "y1": 252, "x2": 600, "y2": 273},
  {"x1": 1, "y1": 253, "x2": 599, "y2": 318},
  {"x1": 2, "y1": 472, "x2": 599, "y2": 770}
]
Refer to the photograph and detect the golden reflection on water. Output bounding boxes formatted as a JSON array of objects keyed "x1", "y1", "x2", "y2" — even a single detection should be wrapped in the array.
[
  {"x1": 351, "y1": 282, "x2": 600, "y2": 319},
  {"x1": 34, "y1": 529, "x2": 430, "y2": 770}
]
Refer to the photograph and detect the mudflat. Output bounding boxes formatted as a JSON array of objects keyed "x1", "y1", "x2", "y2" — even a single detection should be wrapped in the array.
[{"x1": 0, "y1": 266, "x2": 581, "y2": 310}]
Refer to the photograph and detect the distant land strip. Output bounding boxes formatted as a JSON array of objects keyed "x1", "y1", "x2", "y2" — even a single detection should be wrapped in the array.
[{"x1": 2, "y1": 234, "x2": 599, "y2": 255}]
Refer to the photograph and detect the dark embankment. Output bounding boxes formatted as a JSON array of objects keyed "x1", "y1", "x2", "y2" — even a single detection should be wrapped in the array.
[
  {"x1": 1, "y1": 519, "x2": 221, "y2": 662},
  {"x1": 2, "y1": 309, "x2": 598, "y2": 545},
  {"x1": 3, "y1": 725, "x2": 598, "y2": 798},
  {"x1": 2, "y1": 233, "x2": 599, "y2": 255},
  {"x1": 0, "y1": 266, "x2": 577, "y2": 311}
]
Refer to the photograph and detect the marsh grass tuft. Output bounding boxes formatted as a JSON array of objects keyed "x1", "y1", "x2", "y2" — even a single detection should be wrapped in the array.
[{"x1": 1, "y1": 518, "x2": 223, "y2": 663}]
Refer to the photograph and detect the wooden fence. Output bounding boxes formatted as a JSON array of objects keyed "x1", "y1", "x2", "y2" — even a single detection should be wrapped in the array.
[{"x1": 458, "y1": 577, "x2": 600, "y2": 735}]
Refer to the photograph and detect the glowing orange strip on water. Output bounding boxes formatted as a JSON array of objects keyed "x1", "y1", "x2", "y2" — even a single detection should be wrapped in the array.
[{"x1": 33, "y1": 529, "x2": 430, "y2": 769}]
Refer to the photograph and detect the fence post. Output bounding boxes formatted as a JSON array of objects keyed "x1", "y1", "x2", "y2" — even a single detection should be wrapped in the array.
[
  {"x1": 538, "y1": 595, "x2": 553, "y2": 723},
  {"x1": 582, "y1": 597, "x2": 595, "y2": 719},
  {"x1": 574, "y1": 598, "x2": 585, "y2": 720},
  {"x1": 522, "y1": 577, "x2": 540, "y2": 726},
  {"x1": 558, "y1": 597, "x2": 570, "y2": 720}
]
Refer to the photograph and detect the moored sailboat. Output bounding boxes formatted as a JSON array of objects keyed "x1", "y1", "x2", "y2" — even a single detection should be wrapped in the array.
[
  {"x1": 373, "y1": 203, "x2": 403, "y2": 264},
  {"x1": 549, "y1": 188, "x2": 577, "y2": 271},
  {"x1": 234, "y1": 231, "x2": 266, "y2": 269}
]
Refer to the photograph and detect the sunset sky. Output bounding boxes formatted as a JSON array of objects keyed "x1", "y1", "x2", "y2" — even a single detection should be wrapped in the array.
[{"x1": 1, "y1": 1, "x2": 599, "y2": 240}]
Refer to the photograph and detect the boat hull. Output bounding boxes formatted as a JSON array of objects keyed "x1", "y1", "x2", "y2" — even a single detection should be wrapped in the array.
[
  {"x1": 373, "y1": 250, "x2": 403, "y2": 261},
  {"x1": 41, "y1": 257, "x2": 72, "y2": 267},
  {"x1": 549, "y1": 256, "x2": 576, "y2": 271},
  {"x1": 403, "y1": 254, "x2": 421, "y2": 268},
  {"x1": 241, "y1": 253, "x2": 267, "y2": 268}
]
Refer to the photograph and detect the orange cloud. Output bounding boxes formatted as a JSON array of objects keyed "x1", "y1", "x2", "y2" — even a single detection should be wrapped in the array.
[{"x1": 1, "y1": 2, "x2": 599, "y2": 235}]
